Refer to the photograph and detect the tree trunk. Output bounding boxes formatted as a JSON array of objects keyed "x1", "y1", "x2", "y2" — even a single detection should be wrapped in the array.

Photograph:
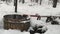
[
  {"x1": 53, "y1": 0, "x2": 58, "y2": 8},
  {"x1": 2, "y1": 0, "x2": 5, "y2": 1},
  {"x1": 22, "y1": 0, "x2": 25, "y2": 4},
  {"x1": 15, "y1": 0, "x2": 17, "y2": 13},
  {"x1": 40, "y1": 0, "x2": 42, "y2": 5},
  {"x1": 14, "y1": 0, "x2": 15, "y2": 6},
  {"x1": 6, "y1": 0, "x2": 8, "y2": 3},
  {"x1": 19, "y1": 0, "x2": 21, "y2": 3},
  {"x1": 35, "y1": 0, "x2": 38, "y2": 3}
]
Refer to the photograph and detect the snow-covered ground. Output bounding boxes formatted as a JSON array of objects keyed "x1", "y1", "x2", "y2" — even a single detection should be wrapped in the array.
[
  {"x1": 0, "y1": 1, "x2": 60, "y2": 34},
  {"x1": 0, "y1": 25, "x2": 60, "y2": 34},
  {"x1": 0, "y1": 1, "x2": 60, "y2": 16}
]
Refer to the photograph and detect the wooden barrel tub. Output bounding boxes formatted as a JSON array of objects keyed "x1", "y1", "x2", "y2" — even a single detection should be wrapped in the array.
[{"x1": 4, "y1": 14, "x2": 30, "y2": 31}]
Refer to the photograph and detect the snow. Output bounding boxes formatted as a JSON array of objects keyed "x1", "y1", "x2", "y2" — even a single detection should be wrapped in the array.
[
  {"x1": 0, "y1": 29, "x2": 30, "y2": 34},
  {"x1": 0, "y1": 25, "x2": 60, "y2": 34},
  {"x1": 45, "y1": 25, "x2": 60, "y2": 34},
  {"x1": 0, "y1": 1, "x2": 60, "y2": 16},
  {"x1": 30, "y1": 17, "x2": 47, "y2": 27},
  {"x1": 0, "y1": 1, "x2": 60, "y2": 34},
  {"x1": 17, "y1": 2, "x2": 60, "y2": 16}
]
